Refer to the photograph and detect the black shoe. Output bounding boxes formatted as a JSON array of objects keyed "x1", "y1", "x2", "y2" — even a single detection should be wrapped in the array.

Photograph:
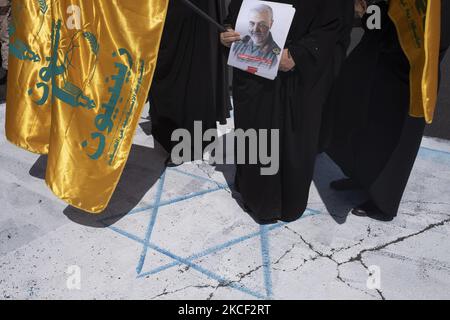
[
  {"x1": 256, "y1": 218, "x2": 279, "y2": 225},
  {"x1": 352, "y1": 201, "x2": 394, "y2": 221},
  {"x1": 330, "y1": 178, "x2": 361, "y2": 191},
  {"x1": 352, "y1": 200, "x2": 381, "y2": 217}
]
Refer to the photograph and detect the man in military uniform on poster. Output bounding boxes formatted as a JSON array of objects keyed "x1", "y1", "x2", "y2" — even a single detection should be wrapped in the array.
[{"x1": 232, "y1": 4, "x2": 281, "y2": 69}]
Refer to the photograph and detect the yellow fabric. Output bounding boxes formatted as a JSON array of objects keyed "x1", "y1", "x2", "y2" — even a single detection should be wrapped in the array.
[
  {"x1": 6, "y1": 0, "x2": 53, "y2": 154},
  {"x1": 47, "y1": 0, "x2": 168, "y2": 213},
  {"x1": 7, "y1": 0, "x2": 168, "y2": 213},
  {"x1": 389, "y1": 0, "x2": 441, "y2": 124}
]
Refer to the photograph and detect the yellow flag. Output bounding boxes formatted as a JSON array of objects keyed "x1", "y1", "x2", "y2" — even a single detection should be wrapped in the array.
[
  {"x1": 6, "y1": 0, "x2": 53, "y2": 154},
  {"x1": 389, "y1": 0, "x2": 442, "y2": 124},
  {"x1": 41, "y1": 0, "x2": 168, "y2": 213}
]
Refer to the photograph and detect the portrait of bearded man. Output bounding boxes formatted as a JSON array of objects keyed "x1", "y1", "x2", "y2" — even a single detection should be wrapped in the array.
[{"x1": 232, "y1": 4, "x2": 281, "y2": 69}]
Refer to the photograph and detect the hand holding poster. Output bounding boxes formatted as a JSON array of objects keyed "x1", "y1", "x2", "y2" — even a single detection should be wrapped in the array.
[{"x1": 227, "y1": 0, "x2": 295, "y2": 80}]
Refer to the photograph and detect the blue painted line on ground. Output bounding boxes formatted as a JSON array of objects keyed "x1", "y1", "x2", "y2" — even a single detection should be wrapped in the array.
[
  {"x1": 304, "y1": 208, "x2": 322, "y2": 216},
  {"x1": 100, "y1": 185, "x2": 228, "y2": 224},
  {"x1": 137, "y1": 223, "x2": 287, "y2": 278},
  {"x1": 418, "y1": 147, "x2": 450, "y2": 168},
  {"x1": 137, "y1": 209, "x2": 320, "y2": 278},
  {"x1": 101, "y1": 144, "x2": 449, "y2": 299},
  {"x1": 136, "y1": 170, "x2": 167, "y2": 275},
  {"x1": 111, "y1": 209, "x2": 320, "y2": 280},
  {"x1": 109, "y1": 225, "x2": 145, "y2": 244},
  {"x1": 131, "y1": 186, "x2": 228, "y2": 215},
  {"x1": 146, "y1": 243, "x2": 267, "y2": 300},
  {"x1": 260, "y1": 225, "x2": 273, "y2": 299},
  {"x1": 104, "y1": 159, "x2": 323, "y2": 301},
  {"x1": 420, "y1": 146, "x2": 450, "y2": 157},
  {"x1": 109, "y1": 209, "x2": 320, "y2": 298},
  {"x1": 98, "y1": 167, "x2": 231, "y2": 224},
  {"x1": 103, "y1": 147, "x2": 446, "y2": 226},
  {"x1": 107, "y1": 223, "x2": 265, "y2": 299}
]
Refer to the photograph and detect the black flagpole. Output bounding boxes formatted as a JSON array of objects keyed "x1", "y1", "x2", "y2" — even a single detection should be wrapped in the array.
[{"x1": 179, "y1": 0, "x2": 228, "y2": 32}]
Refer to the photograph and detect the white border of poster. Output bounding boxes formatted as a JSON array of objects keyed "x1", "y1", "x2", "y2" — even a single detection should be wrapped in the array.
[{"x1": 228, "y1": 0, "x2": 295, "y2": 80}]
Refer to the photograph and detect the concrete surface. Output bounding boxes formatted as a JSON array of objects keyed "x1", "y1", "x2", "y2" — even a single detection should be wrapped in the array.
[{"x1": 1, "y1": 103, "x2": 450, "y2": 300}]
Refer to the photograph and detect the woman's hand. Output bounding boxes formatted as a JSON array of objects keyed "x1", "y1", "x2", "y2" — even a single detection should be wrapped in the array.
[
  {"x1": 279, "y1": 49, "x2": 296, "y2": 72},
  {"x1": 355, "y1": 0, "x2": 368, "y2": 18},
  {"x1": 220, "y1": 28, "x2": 241, "y2": 48}
]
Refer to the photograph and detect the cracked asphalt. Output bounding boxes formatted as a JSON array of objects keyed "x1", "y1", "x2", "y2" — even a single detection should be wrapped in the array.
[{"x1": 1, "y1": 100, "x2": 450, "y2": 300}]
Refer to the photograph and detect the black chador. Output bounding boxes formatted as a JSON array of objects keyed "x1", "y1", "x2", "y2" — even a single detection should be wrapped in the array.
[
  {"x1": 326, "y1": 1, "x2": 450, "y2": 220},
  {"x1": 226, "y1": 0, "x2": 342, "y2": 224},
  {"x1": 149, "y1": 0, "x2": 231, "y2": 159},
  {"x1": 319, "y1": 0, "x2": 355, "y2": 150},
  {"x1": 335, "y1": 0, "x2": 356, "y2": 75}
]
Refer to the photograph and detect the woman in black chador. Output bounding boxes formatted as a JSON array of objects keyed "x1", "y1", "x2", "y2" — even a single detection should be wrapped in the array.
[
  {"x1": 221, "y1": 0, "x2": 343, "y2": 224},
  {"x1": 149, "y1": 0, "x2": 231, "y2": 160},
  {"x1": 326, "y1": 0, "x2": 450, "y2": 220}
]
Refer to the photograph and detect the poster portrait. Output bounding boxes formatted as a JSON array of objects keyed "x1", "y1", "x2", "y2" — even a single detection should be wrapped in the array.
[{"x1": 228, "y1": 0, "x2": 295, "y2": 80}]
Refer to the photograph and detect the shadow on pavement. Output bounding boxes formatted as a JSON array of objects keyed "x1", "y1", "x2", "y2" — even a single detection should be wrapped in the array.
[
  {"x1": 139, "y1": 120, "x2": 152, "y2": 136},
  {"x1": 29, "y1": 143, "x2": 168, "y2": 228},
  {"x1": 214, "y1": 133, "x2": 370, "y2": 225},
  {"x1": 313, "y1": 153, "x2": 367, "y2": 224},
  {"x1": 212, "y1": 132, "x2": 256, "y2": 221}
]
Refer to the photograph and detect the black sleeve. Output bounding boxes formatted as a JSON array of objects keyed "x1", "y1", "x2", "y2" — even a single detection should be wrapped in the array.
[
  {"x1": 287, "y1": 0, "x2": 341, "y2": 82},
  {"x1": 339, "y1": 0, "x2": 356, "y2": 50}
]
